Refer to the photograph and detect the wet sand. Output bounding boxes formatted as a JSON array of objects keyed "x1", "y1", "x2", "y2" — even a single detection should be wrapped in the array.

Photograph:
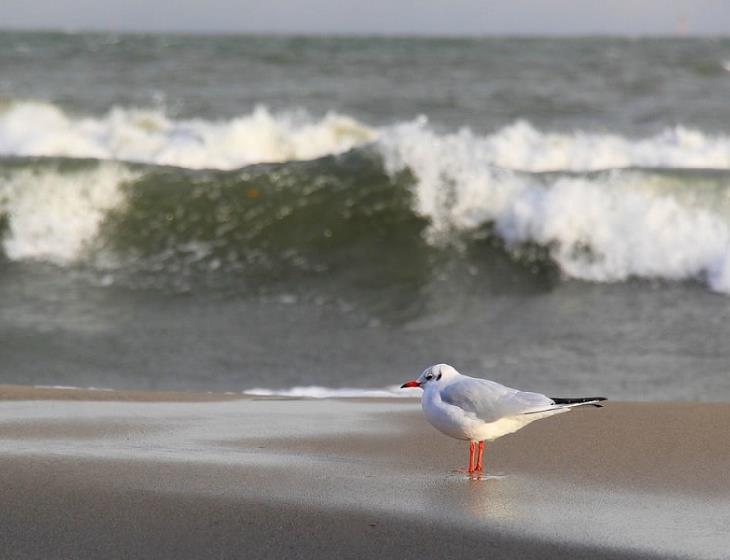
[{"x1": 0, "y1": 388, "x2": 728, "y2": 559}]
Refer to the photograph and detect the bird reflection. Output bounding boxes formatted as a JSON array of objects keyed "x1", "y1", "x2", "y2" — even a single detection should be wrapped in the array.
[{"x1": 419, "y1": 472, "x2": 522, "y2": 524}]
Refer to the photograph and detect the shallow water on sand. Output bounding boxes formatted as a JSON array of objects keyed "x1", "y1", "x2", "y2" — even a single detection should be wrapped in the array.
[{"x1": 1, "y1": 398, "x2": 727, "y2": 559}]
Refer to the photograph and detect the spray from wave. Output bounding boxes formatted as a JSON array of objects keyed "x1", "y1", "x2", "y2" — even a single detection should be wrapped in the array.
[{"x1": 3, "y1": 101, "x2": 730, "y2": 294}]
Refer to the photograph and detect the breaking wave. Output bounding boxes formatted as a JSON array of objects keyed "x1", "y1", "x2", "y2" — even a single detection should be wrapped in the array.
[
  {"x1": 379, "y1": 122, "x2": 730, "y2": 293},
  {"x1": 3, "y1": 101, "x2": 730, "y2": 294}
]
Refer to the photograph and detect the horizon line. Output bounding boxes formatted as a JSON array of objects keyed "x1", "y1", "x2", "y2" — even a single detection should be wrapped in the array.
[{"x1": 1, "y1": 25, "x2": 728, "y2": 40}]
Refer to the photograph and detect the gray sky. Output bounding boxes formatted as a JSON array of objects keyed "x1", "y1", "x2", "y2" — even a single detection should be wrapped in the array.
[{"x1": 2, "y1": 0, "x2": 730, "y2": 36}]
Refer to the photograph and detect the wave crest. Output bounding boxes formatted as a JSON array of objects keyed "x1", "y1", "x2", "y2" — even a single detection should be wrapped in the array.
[
  {"x1": 4, "y1": 101, "x2": 730, "y2": 172},
  {"x1": 0, "y1": 101, "x2": 376, "y2": 169}
]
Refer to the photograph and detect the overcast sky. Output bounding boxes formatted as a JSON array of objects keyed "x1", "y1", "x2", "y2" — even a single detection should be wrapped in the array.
[{"x1": 3, "y1": 0, "x2": 730, "y2": 36}]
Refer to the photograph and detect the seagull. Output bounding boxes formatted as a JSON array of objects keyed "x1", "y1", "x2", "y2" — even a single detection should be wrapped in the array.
[{"x1": 401, "y1": 364, "x2": 606, "y2": 474}]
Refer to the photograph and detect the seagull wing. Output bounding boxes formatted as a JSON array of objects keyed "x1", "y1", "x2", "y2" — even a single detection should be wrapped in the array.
[{"x1": 441, "y1": 376, "x2": 557, "y2": 423}]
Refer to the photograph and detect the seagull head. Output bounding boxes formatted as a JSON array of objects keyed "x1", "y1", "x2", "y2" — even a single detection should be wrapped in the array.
[{"x1": 400, "y1": 363, "x2": 459, "y2": 389}]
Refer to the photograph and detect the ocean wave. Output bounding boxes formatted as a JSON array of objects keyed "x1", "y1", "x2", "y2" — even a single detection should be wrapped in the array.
[
  {"x1": 243, "y1": 385, "x2": 416, "y2": 398},
  {"x1": 3, "y1": 155, "x2": 730, "y2": 294},
  {"x1": 0, "y1": 152, "x2": 428, "y2": 291},
  {"x1": 4, "y1": 103, "x2": 730, "y2": 294},
  {"x1": 379, "y1": 124, "x2": 730, "y2": 292}
]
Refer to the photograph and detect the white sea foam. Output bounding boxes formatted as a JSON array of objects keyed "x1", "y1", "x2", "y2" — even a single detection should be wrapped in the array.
[
  {"x1": 0, "y1": 101, "x2": 376, "y2": 169},
  {"x1": 29, "y1": 384, "x2": 417, "y2": 398},
  {"x1": 244, "y1": 385, "x2": 417, "y2": 398},
  {"x1": 4, "y1": 101, "x2": 730, "y2": 171},
  {"x1": 379, "y1": 121, "x2": 730, "y2": 293},
  {"x1": 381, "y1": 118, "x2": 730, "y2": 174},
  {"x1": 0, "y1": 164, "x2": 134, "y2": 264}
]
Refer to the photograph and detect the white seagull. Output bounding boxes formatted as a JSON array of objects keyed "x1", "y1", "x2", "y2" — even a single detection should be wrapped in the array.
[{"x1": 401, "y1": 363, "x2": 606, "y2": 473}]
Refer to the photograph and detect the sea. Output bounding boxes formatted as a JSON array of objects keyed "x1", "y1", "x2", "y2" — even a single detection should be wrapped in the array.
[{"x1": 2, "y1": 31, "x2": 730, "y2": 400}]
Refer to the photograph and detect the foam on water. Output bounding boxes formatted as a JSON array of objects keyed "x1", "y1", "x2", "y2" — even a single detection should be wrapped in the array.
[
  {"x1": 4, "y1": 101, "x2": 730, "y2": 172},
  {"x1": 0, "y1": 163, "x2": 134, "y2": 264},
  {"x1": 380, "y1": 117, "x2": 730, "y2": 174},
  {"x1": 244, "y1": 385, "x2": 417, "y2": 398},
  {"x1": 429, "y1": 119, "x2": 730, "y2": 172},
  {"x1": 0, "y1": 101, "x2": 376, "y2": 169},
  {"x1": 26, "y1": 384, "x2": 417, "y2": 399}
]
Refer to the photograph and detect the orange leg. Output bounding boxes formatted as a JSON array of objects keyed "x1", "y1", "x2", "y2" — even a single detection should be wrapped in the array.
[
  {"x1": 468, "y1": 441, "x2": 476, "y2": 473},
  {"x1": 475, "y1": 441, "x2": 485, "y2": 472}
]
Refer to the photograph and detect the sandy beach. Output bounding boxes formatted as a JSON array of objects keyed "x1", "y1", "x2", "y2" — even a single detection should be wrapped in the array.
[{"x1": 1, "y1": 388, "x2": 728, "y2": 559}]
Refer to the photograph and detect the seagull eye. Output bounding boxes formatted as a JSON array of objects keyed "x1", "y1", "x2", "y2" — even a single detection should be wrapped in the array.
[{"x1": 425, "y1": 374, "x2": 433, "y2": 380}]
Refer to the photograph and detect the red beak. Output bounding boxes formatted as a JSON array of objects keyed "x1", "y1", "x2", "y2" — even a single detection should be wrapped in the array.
[{"x1": 400, "y1": 379, "x2": 421, "y2": 388}]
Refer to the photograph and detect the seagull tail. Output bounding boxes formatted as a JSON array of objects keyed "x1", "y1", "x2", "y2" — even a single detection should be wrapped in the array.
[{"x1": 550, "y1": 396, "x2": 607, "y2": 408}]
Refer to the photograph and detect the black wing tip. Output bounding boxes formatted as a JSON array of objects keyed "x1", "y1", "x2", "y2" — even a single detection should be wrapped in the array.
[{"x1": 551, "y1": 396, "x2": 608, "y2": 406}]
